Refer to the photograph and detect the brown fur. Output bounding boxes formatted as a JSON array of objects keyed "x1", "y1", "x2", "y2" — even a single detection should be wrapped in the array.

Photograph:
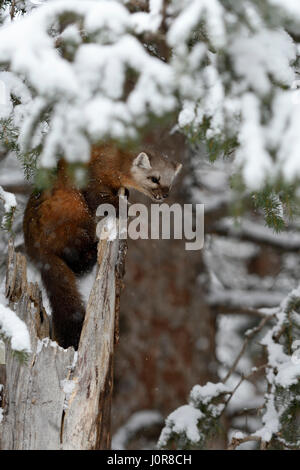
[{"x1": 23, "y1": 144, "x2": 181, "y2": 349}]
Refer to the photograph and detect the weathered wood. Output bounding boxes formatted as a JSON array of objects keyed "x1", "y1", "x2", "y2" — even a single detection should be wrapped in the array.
[
  {"x1": 0, "y1": 233, "x2": 126, "y2": 450},
  {"x1": 0, "y1": 364, "x2": 5, "y2": 409},
  {"x1": 61, "y1": 238, "x2": 126, "y2": 450}
]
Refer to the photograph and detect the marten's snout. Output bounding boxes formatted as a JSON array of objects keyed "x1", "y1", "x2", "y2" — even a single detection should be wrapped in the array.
[
  {"x1": 162, "y1": 188, "x2": 169, "y2": 199},
  {"x1": 152, "y1": 186, "x2": 169, "y2": 201}
]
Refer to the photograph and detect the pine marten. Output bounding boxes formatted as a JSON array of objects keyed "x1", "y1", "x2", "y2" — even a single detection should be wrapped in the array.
[{"x1": 23, "y1": 144, "x2": 182, "y2": 349}]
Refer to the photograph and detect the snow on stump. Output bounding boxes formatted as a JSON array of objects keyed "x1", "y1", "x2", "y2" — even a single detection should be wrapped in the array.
[{"x1": 0, "y1": 234, "x2": 126, "y2": 450}]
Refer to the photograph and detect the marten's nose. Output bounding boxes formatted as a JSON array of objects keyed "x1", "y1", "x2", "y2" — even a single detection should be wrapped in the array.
[{"x1": 161, "y1": 187, "x2": 169, "y2": 199}]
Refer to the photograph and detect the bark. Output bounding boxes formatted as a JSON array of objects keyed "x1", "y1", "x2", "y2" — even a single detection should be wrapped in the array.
[{"x1": 0, "y1": 235, "x2": 126, "y2": 450}]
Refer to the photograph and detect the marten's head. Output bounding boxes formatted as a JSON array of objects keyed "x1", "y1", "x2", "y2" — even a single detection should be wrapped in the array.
[{"x1": 129, "y1": 151, "x2": 182, "y2": 202}]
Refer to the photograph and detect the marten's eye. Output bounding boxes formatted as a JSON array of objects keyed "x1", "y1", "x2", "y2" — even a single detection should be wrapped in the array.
[{"x1": 148, "y1": 176, "x2": 160, "y2": 184}]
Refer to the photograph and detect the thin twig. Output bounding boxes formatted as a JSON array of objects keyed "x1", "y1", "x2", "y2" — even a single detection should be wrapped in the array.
[
  {"x1": 212, "y1": 306, "x2": 276, "y2": 318},
  {"x1": 221, "y1": 363, "x2": 268, "y2": 416},
  {"x1": 10, "y1": 0, "x2": 16, "y2": 21},
  {"x1": 223, "y1": 315, "x2": 274, "y2": 384},
  {"x1": 228, "y1": 435, "x2": 262, "y2": 450}
]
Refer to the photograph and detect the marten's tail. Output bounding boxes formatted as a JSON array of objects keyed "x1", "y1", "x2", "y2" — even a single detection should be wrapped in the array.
[{"x1": 41, "y1": 253, "x2": 85, "y2": 349}]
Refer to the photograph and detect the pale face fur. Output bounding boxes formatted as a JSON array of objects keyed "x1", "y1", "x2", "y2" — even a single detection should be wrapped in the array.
[{"x1": 130, "y1": 151, "x2": 182, "y2": 202}]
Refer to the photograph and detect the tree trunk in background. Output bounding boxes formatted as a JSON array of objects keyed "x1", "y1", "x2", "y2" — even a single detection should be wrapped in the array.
[
  {"x1": 112, "y1": 131, "x2": 218, "y2": 440},
  {"x1": 0, "y1": 237, "x2": 126, "y2": 450}
]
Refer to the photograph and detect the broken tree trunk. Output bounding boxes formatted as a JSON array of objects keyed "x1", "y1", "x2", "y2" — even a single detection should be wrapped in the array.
[{"x1": 0, "y1": 233, "x2": 126, "y2": 450}]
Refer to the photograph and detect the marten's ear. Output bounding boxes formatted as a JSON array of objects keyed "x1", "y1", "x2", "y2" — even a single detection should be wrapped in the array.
[{"x1": 133, "y1": 152, "x2": 152, "y2": 170}]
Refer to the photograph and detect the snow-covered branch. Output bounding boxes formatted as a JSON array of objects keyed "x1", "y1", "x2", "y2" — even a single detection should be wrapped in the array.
[
  {"x1": 0, "y1": 0, "x2": 300, "y2": 198},
  {"x1": 158, "y1": 285, "x2": 300, "y2": 450}
]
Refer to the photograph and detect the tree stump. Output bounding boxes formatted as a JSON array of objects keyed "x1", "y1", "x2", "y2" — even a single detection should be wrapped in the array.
[{"x1": 0, "y1": 234, "x2": 126, "y2": 450}]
